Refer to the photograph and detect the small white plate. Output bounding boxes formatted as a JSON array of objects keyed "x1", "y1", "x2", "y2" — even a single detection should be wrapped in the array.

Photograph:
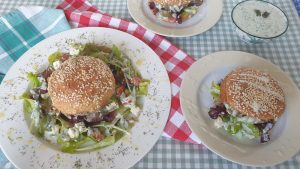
[
  {"x1": 127, "y1": 0, "x2": 223, "y2": 37},
  {"x1": 180, "y1": 51, "x2": 300, "y2": 166},
  {"x1": 0, "y1": 27, "x2": 171, "y2": 169}
]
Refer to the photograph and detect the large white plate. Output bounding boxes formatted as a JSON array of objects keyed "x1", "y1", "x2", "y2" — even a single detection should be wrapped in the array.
[
  {"x1": 180, "y1": 51, "x2": 300, "y2": 166},
  {"x1": 0, "y1": 27, "x2": 171, "y2": 169},
  {"x1": 127, "y1": 0, "x2": 223, "y2": 37}
]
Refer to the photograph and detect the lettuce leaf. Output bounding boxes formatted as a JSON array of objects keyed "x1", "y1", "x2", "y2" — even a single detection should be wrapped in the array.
[
  {"x1": 210, "y1": 81, "x2": 221, "y2": 98},
  {"x1": 58, "y1": 136, "x2": 92, "y2": 153},
  {"x1": 242, "y1": 123, "x2": 260, "y2": 138},
  {"x1": 48, "y1": 51, "x2": 62, "y2": 65},
  {"x1": 80, "y1": 43, "x2": 101, "y2": 55},
  {"x1": 138, "y1": 80, "x2": 150, "y2": 95},
  {"x1": 27, "y1": 72, "x2": 41, "y2": 88},
  {"x1": 23, "y1": 99, "x2": 34, "y2": 114},
  {"x1": 58, "y1": 134, "x2": 116, "y2": 153},
  {"x1": 112, "y1": 45, "x2": 122, "y2": 59},
  {"x1": 75, "y1": 135, "x2": 115, "y2": 152},
  {"x1": 30, "y1": 114, "x2": 47, "y2": 137}
]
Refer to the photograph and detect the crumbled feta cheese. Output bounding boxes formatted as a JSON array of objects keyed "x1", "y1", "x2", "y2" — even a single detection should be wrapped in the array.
[
  {"x1": 68, "y1": 128, "x2": 79, "y2": 139},
  {"x1": 121, "y1": 96, "x2": 141, "y2": 116},
  {"x1": 29, "y1": 89, "x2": 39, "y2": 100},
  {"x1": 49, "y1": 125, "x2": 59, "y2": 136},
  {"x1": 69, "y1": 47, "x2": 80, "y2": 56},
  {"x1": 214, "y1": 117, "x2": 224, "y2": 128},
  {"x1": 74, "y1": 122, "x2": 87, "y2": 133},
  {"x1": 53, "y1": 60, "x2": 61, "y2": 70},
  {"x1": 87, "y1": 127, "x2": 94, "y2": 137},
  {"x1": 41, "y1": 93, "x2": 49, "y2": 99},
  {"x1": 61, "y1": 129, "x2": 70, "y2": 141},
  {"x1": 105, "y1": 102, "x2": 119, "y2": 112}
]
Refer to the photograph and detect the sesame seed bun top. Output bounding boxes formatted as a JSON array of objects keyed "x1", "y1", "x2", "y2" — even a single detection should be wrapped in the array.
[
  {"x1": 150, "y1": 0, "x2": 192, "y2": 7},
  {"x1": 48, "y1": 56, "x2": 115, "y2": 116},
  {"x1": 220, "y1": 67, "x2": 285, "y2": 121}
]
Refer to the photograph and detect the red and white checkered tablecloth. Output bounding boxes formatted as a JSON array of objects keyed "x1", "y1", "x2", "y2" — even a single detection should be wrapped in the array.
[{"x1": 57, "y1": 0, "x2": 201, "y2": 144}]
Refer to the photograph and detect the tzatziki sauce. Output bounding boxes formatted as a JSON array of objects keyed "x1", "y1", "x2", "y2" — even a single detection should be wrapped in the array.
[{"x1": 232, "y1": 0, "x2": 288, "y2": 38}]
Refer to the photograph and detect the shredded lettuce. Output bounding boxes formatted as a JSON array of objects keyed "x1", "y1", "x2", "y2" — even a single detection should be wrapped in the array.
[
  {"x1": 27, "y1": 72, "x2": 41, "y2": 88},
  {"x1": 210, "y1": 81, "x2": 220, "y2": 98},
  {"x1": 48, "y1": 51, "x2": 62, "y2": 65},
  {"x1": 112, "y1": 45, "x2": 122, "y2": 59}
]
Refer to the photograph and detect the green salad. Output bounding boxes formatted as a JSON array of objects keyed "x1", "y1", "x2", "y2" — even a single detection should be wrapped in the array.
[{"x1": 22, "y1": 44, "x2": 149, "y2": 153}]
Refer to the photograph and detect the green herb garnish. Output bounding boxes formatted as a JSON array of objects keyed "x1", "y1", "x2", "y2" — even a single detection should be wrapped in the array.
[
  {"x1": 254, "y1": 9, "x2": 261, "y2": 16},
  {"x1": 255, "y1": 9, "x2": 270, "y2": 18},
  {"x1": 262, "y1": 11, "x2": 270, "y2": 18}
]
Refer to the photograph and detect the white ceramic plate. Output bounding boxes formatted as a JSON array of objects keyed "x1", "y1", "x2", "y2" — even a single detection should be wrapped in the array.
[
  {"x1": 127, "y1": 0, "x2": 223, "y2": 37},
  {"x1": 0, "y1": 27, "x2": 171, "y2": 169},
  {"x1": 180, "y1": 51, "x2": 300, "y2": 166}
]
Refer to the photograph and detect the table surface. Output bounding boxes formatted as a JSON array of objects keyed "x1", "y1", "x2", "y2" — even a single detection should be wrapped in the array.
[{"x1": 0, "y1": 0, "x2": 300, "y2": 169}]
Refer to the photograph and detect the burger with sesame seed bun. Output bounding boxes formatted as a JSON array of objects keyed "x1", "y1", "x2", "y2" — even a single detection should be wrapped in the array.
[
  {"x1": 148, "y1": 0, "x2": 204, "y2": 24},
  {"x1": 48, "y1": 56, "x2": 115, "y2": 116},
  {"x1": 208, "y1": 67, "x2": 285, "y2": 143},
  {"x1": 22, "y1": 43, "x2": 150, "y2": 153}
]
